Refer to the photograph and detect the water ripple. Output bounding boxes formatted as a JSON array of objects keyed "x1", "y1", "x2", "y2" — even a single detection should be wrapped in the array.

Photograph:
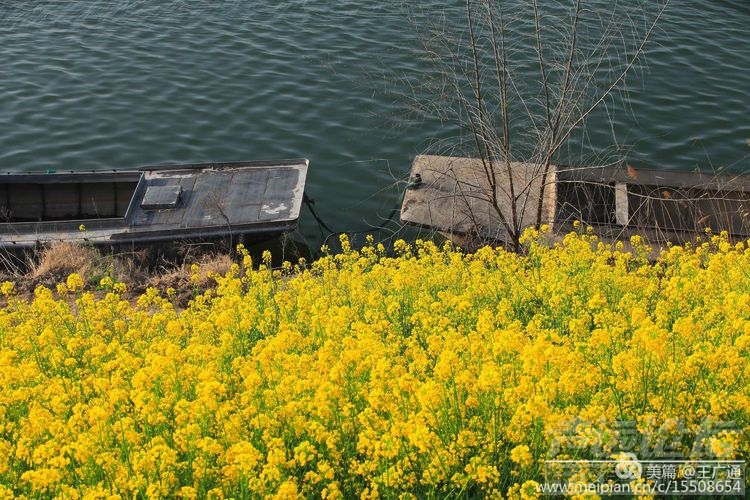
[{"x1": 0, "y1": 0, "x2": 749, "y2": 240}]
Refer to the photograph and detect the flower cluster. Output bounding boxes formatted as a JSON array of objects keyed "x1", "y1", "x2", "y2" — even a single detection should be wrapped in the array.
[{"x1": 0, "y1": 231, "x2": 748, "y2": 498}]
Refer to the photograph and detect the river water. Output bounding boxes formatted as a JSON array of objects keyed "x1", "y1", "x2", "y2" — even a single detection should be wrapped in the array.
[{"x1": 1, "y1": 1, "x2": 749, "y2": 247}]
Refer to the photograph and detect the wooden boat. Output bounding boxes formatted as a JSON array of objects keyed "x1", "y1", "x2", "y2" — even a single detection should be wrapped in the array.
[{"x1": 0, "y1": 158, "x2": 308, "y2": 248}]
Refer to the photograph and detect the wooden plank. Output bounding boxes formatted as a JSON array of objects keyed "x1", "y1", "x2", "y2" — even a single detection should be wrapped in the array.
[{"x1": 259, "y1": 168, "x2": 302, "y2": 222}]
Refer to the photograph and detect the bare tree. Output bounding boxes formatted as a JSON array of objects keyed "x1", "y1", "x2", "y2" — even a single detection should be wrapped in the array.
[{"x1": 403, "y1": 0, "x2": 669, "y2": 250}]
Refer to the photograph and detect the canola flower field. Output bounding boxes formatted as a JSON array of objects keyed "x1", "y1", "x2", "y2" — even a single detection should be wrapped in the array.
[{"x1": 0, "y1": 229, "x2": 748, "y2": 498}]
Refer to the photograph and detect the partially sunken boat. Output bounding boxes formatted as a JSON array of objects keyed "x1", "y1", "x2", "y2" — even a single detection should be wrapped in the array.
[
  {"x1": 401, "y1": 155, "x2": 750, "y2": 248},
  {"x1": 0, "y1": 159, "x2": 308, "y2": 248}
]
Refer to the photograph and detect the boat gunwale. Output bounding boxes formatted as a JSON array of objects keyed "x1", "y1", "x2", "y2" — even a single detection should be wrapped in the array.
[{"x1": 0, "y1": 157, "x2": 309, "y2": 181}]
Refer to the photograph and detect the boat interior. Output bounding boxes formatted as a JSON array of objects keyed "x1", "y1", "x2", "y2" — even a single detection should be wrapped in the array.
[{"x1": 0, "y1": 177, "x2": 140, "y2": 223}]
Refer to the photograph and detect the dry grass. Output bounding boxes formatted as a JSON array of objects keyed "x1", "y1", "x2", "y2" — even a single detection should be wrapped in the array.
[
  {"x1": 0, "y1": 242, "x2": 235, "y2": 305},
  {"x1": 31, "y1": 242, "x2": 103, "y2": 280}
]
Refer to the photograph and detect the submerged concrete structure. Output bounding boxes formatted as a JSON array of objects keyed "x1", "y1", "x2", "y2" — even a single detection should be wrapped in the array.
[{"x1": 401, "y1": 155, "x2": 750, "y2": 248}]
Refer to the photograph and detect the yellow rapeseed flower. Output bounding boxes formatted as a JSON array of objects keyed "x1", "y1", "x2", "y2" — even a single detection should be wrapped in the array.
[{"x1": 0, "y1": 231, "x2": 747, "y2": 497}]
